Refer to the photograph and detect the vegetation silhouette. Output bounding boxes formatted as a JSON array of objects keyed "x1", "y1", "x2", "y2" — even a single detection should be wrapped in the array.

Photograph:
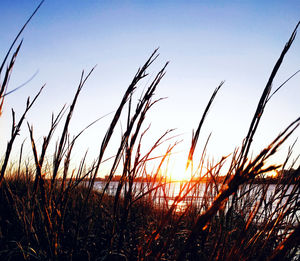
[{"x1": 0, "y1": 2, "x2": 299, "y2": 260}]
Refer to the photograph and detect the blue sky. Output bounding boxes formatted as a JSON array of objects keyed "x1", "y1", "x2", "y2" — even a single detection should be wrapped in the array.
[{"x1": 1, "y1": 1, "x2": 300, "y2": 178}]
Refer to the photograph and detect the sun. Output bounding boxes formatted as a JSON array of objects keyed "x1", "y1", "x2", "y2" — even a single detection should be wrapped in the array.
[
  {"x1": 268, "y1": 169, "x2": 279, "y2": 178},
  {"x1": 167, "y1": 165, "x2": 191, "y2": 182}
]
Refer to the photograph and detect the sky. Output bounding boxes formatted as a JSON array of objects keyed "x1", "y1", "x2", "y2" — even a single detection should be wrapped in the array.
[{"x1": 1, "y1": 0, "x2": 300, "y2": 179}]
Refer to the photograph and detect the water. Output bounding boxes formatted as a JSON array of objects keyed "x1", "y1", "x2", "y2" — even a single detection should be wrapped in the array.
[{"x1": 93, "y1": 181, "x2": 299, "y2": 220}]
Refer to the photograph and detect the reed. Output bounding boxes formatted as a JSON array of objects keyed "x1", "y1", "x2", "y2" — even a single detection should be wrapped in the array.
[{"x1": 0, "y1": 3, "x2": 299, "y2": 260}]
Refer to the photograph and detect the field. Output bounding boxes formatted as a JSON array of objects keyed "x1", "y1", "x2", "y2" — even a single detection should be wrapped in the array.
[{"x1": 0, "y1": 4, "x2": 300, "y2": 261}]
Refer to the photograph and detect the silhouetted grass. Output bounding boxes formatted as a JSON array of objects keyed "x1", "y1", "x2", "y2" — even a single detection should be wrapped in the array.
[{"x1": 0, "y1": 3, "x2": 300, "y2": 261}]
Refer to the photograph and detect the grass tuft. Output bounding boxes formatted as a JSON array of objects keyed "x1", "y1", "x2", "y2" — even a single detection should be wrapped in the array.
[{"x1": 0, "y1": 3, "x2": 299, "y2": 261}]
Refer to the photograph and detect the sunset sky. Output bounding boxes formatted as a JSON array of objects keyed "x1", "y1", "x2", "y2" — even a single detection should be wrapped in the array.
[{"x1": 1, "y1": 1, "x2": 300, "y2": 179}]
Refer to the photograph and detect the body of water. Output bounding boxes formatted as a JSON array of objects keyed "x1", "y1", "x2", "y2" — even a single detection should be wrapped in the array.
[{"x1": 93, "y1": 181, "x2": 299, "y2": 223}]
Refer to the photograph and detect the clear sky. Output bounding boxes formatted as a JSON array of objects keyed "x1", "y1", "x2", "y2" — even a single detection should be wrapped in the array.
[{"x1": 1, "y1": 0, "x2": 300, "y2": 179}]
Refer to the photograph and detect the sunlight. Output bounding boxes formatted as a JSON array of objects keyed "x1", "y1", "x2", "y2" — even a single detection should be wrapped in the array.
[
  {"x1": 269, "y1": 169, "x2": 279, "y2": 178},
  {"x1": 168, "y1": 164, "x2": 191, "y2": 182}
]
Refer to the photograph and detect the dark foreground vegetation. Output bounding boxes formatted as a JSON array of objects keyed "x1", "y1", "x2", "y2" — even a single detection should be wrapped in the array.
[{"x1": 1, "y1": 3, "x2": 300, "y2": 261}]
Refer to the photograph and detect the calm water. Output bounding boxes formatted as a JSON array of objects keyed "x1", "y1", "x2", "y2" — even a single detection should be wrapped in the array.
[{"x1": 93, "y1": 181, "x2": 299, "y2": 218}]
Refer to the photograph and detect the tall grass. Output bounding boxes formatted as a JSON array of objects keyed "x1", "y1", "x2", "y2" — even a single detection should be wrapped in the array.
[{"x1": 1, "y1": 3, "x2": 300, "y2": 261}]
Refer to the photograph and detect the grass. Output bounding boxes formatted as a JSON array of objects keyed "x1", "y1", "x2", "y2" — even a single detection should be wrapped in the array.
[{"x1": 1, "y1": 3, "x2": 300, "y2": 261}]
